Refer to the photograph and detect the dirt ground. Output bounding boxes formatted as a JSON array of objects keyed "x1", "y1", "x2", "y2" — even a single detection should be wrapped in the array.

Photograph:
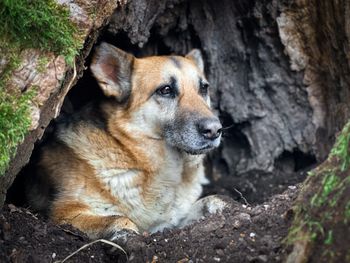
[{"x1": 0, "y1": 185, "x2": 299, "y2": 263}]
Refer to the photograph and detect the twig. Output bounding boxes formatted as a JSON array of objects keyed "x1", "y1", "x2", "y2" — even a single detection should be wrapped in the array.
[
  {"x1": 54, "y1": 61, "x2": 77, "y2": 118},
  {"x1": 221, "y1": 123, "x2": 235, "y2": 130},
  {"x1": 55, "y1": 239, "x2": 127, "y2": 263},
  {"x1": 233, "y1": 187, "x2": 250, "y2": 206},
  {"x1": 23, "y1": 206, "x2": 39, "y2": 220}
]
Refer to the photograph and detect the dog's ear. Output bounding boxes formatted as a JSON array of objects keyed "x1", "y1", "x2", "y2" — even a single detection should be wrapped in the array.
[
  {"x1": 185, "y1": 49, "x2": 204, "y2": 73},
  {"x1": 90, "y1": 42, "x2": 134, "y2": 103}
]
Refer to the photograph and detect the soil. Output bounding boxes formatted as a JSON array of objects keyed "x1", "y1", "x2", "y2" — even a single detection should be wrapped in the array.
[{"x1": 0, "y1": 186, "x2": 299, "y2": 262}]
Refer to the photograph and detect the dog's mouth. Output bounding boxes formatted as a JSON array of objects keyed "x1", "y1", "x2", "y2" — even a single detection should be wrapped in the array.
[
  {"x1": 183, "y1": 137, "x2": 221, "y2": 155},
  {"x1": 184, "y1": 146, "x2": 212, "y2": 155}
]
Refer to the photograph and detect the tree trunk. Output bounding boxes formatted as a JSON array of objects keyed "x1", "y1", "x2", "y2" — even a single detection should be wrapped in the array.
[
  {"x1": 105, "y1": 0, "x2": 350, "y2": 201},
  {"x1": 1, "y1": 0, "x2": 350, "y2": 261},
  {"x1": 286, "y1": 122, "x2": 350, "y2": 263},
  {"x1": 0, "y1": 0, "x2": 118, "y2": 205}
]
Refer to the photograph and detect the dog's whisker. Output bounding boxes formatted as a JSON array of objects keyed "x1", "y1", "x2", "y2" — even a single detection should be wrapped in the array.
[{"x1": 221, "y1": 124, "x2": 235, "y2": 130}]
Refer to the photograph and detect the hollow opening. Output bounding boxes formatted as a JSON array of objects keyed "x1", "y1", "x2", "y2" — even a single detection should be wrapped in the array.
[{"x1": 6, "y1": 1, "x2": 318, "y2": 212}]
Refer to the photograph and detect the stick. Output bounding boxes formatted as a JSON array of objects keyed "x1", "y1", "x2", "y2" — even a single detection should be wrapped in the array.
[
  {"x1": 233, "y1": 187, "x2": 250, "y2": 206},
  {"x1": 56, "y1": 239, "x2": 127, "y2": 262}
]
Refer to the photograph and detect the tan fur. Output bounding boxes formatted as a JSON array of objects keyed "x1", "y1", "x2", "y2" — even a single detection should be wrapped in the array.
[{"x1": 28, "y1": 44, "x2": 223, "y2": 240}]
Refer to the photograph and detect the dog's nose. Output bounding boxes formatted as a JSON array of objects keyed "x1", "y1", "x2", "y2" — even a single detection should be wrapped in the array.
[{"x1": 197, "y1": 118, "x2": 222, "y2": 140}]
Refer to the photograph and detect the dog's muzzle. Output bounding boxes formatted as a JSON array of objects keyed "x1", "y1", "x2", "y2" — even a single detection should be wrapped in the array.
[{"x1": 164, "y1": 114, "x2": 222, "y2": 155}]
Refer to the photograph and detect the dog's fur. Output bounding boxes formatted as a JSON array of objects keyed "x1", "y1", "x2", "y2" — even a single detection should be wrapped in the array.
[{"x1": 27, "y1": 43, "x2": 224, "y2": 240}]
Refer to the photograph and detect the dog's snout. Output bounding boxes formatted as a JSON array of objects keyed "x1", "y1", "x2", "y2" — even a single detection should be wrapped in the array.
[{"x1": 197, "y1": 118, "x2": 222, "y2": 140}]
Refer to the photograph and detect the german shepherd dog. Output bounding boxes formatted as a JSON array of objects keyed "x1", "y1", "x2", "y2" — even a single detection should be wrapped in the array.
[{"x1": 27, "y1": 43, "x2": 225, "y2": 240}]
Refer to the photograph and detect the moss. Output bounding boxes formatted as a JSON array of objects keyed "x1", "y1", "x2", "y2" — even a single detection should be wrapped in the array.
[
  {"x1": 0, "y1": 0, "x2": 82, "y2": 64},
  {"x1": 0, "y1": 41, "x2": 22, "y2": 83},
  {"x1": 324, "y1": 230, "x2": 333, "y2": 245},
  {"x1": 0, "y1": 0, "x2": 82, "y2": 175},
  {"x1": 330, "y1": 121, "x2": 350, "y2": 171},
  {"x1": 36, "y1": 56, "x2": 51, "y2": 73},
  {"x1": 286, "y1": 120, "x2": 350, "y2": 261},
  {"x1": 310, "y1": 172, "x2": 341, "y2": 207},
  {"x1": 309, "y1": 121, "x2": 350, "y2": 209},
  {"x1": 0, "y1": 90, "x2": 35, "y2": 175}
]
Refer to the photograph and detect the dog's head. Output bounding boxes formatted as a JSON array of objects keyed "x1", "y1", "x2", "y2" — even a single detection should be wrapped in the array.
[{"x1": 91, "y1": 42, "x2": 222, "y2": 155}]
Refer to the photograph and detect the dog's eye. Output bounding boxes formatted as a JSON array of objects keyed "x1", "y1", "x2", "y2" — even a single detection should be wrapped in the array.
[
  {"x1": 156, "y1": 85, "x2": 175, "y2": 97},
  {"x1": 199, "y1": 82, "x2": 209, "y2": 96}
]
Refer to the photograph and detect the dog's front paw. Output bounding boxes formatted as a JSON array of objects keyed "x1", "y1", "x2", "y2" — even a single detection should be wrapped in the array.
[
  {"x1": 180, "y1": 195, "x2": 227, "y2": 227},
  {"x1": 109, "y1": 228, "x2": 138, "y2": 243},
  {"x1": 106, "y1": 218, "x2": 140, "y2": 244}
]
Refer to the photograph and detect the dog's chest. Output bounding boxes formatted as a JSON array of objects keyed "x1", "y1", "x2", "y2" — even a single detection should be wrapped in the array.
[{"x1": 99, "y1": 149, "x2": 204, "y2": 232}]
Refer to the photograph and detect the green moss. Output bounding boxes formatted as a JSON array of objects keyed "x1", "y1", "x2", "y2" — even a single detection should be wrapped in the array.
[
  {"x1": 0, "y1": 0, "x2": 81, "y2": 64},
  {"x1": 330, "y1": 121, "x2": 350, "y2": 171},
  {"x1": 0, "y1": 41, "x2": 21, "y2": 83},
  {"x1": 0, "y1": 90, "x2": 35, "y2": 175},
  {"x1": 36, "y1": 56, "x2": 51, "y2": 73},
  {"x1": 286, "y1": 121, "x2": 350, "y2": 261},
  {"x1": 0, "y1": 0, "x2": 82, "y2": 175},
  {"x1": 285, "y1": 224, "x2": 304, "y2": 243},
  {"x1": 324, "y1": 230, "x2": 333, "y2": 245},
  {"x1": 309, "y1": 121, "x2": 350, "y2": 208},
  {"x1": 285, "y1": 211, "x2": 324, "y2": 244},
  {"x1": 310, "y1": 172, "x2": 341, "y2": 207},
  {"x1": 322, "y1": 173, "x2": 340, "y2": 196}
]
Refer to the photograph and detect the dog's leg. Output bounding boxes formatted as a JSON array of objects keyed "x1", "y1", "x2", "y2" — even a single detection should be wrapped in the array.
[
  {"x1": 51, "y1": 201, "x2": 139, "y2": 242},
  {"x1": 180, "y1": 195, "x2": 227, "y2": 227}
]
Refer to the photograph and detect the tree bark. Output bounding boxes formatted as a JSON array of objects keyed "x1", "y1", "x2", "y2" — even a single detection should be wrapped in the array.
[
  {"x1": 106, "y1": 0, "x2": 350, "y2": 201},
  {"x1": 0, "y1": 0, "x2": 118, "y2": 206},
  {"x1": 285, "y1": 122, "x2": 350, "y2": 263}
]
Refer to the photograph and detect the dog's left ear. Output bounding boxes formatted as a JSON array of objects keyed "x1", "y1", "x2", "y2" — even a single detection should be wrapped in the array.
[
  {"x1": 186, "y1": 49, "x2": 204, "y2": 73},
  {"x1": 90, "y1": 42, "x2": 134, "y2": 103}
]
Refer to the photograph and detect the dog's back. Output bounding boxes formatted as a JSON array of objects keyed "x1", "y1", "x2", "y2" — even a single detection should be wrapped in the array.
[{"x1": 27, "y1": 43, "x2": 222, "y2": 239}]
